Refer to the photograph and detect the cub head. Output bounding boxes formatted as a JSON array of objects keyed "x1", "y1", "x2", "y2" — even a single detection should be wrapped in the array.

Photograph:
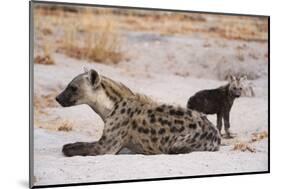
[{"x1": 228, "y1": 75, "x2": 247, "y2": 98}]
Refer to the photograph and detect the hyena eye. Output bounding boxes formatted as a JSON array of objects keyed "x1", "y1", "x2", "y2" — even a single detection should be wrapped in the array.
[{"x1": 70, "y1": 86, "x2": 78, "y2": 92}]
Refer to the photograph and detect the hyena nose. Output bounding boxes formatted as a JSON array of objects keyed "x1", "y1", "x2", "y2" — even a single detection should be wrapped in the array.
[{"x1": 55, "y1": 96, "x2": 60, "y2": 103}]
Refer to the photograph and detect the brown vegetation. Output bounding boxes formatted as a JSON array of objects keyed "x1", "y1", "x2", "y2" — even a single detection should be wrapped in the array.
[
  {"x1": 233, "y1": 142, "x2": 256, "y2": 153},
  {"x1": 251, "y1": 131, "x2": 268, "y2": 142},
  {"x1": 232, "y1": 131, "x2": 268, "y2": 153},
  {"x1": 57, "y1": 120, "x2": 73, "y2": 132},
  {"x1": 34, "y1": 6, "x2": 125, "y2": 64},
  {"x1": 34, "y1": 5, "x2": 268, "y2": 65},
  {"x1": 59, "y1": 20, "x2": 124, "y2": 64},
  {"x1": 35, "y1": 118, "x2": 74, "y2": 132},
  {"x1": 34, "y1": 54, "x2": 55, "y2": 65},
  {"x1": 34, "y1": 93, "x2": 59, "y2": 110}
]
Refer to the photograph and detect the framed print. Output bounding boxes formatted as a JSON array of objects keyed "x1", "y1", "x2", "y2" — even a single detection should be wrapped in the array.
[{"x1": 29, "y1": 1, "x2": 269, "y2": 188}]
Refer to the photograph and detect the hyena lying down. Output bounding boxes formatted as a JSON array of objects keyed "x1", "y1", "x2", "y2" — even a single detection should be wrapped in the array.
[
  {"x1": 56, "y1": 69, "x2": 220, "y2": 156},
  {"x1": 187, "y1": 76, "x2": 247, "y2": 138}
]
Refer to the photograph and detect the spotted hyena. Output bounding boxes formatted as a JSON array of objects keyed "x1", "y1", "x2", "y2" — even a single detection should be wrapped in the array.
[
  {"x1": 187, "y1": 76, "x2": 247, "y2": 138},
  {"x1": 56, "y1": 68, "x2": 221, "y2": 156}
]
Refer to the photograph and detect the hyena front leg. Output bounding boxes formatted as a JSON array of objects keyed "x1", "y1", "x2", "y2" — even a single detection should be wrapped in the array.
[
  {"x1": 62, "y1": 133, "x2": 124, "y2": 157},
  {"x1": 62, "y1": 142, "x2": 99, "y2": 157}
]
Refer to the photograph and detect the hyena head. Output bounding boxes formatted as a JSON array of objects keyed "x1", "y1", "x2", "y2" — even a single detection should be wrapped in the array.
[
  {"x1": 56, "y1": 68, "x2": 114, "y2": 117},
  {"x1": 228, "y1": 75, "x2": 247, "y2": 98}
]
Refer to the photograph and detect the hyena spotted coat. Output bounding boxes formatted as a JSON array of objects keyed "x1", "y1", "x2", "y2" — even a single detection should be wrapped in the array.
[{"x1": 56, "y1": 69, "x2": 221, "y2": 156}]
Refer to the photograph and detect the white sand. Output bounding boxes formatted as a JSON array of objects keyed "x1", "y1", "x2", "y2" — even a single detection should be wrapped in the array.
[{"x1": 33, "y1": 33, "x2": 268, "y2": 186}]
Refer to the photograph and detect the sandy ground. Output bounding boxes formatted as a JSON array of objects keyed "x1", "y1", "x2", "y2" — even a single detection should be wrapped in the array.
[{"x1": 33, "y1": 32, "x2": 268, "y2": 186}]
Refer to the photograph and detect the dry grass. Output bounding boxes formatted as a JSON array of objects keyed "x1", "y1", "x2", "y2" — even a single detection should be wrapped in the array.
[
  {"x1": 117, "y1": 11, "x2": 268, "y2": 41},
  {"x1": 209, "y1": 16, "x2": 267, "y2": 42},
  {"x1": 232, "y1": 131, "x2": 268, "y2": 153},
  {"x1": 34, "y1": 6, "x2": 268, "y2": 66},
  {"x1": 35, "y1": 6, "x2": 125, "y2": 64},
  {"x1": 57, "y1": 120, "x2": 73, "y2": 132},
  {"x1": 34, "y1": 33, "x2": 55, "y2": 65},
  {"x1": 34, "y1": 93, "x2": 59, "y2": 110},
  {"x1": 34, "y1": 54, "x2": 55, "y2": 65},
  {"x1": 34, "y1": 7, "x2": 56, "y2": 65},
  {"x1": 34, "y1": 91, "x2": 74, "y2": 132},
  {"x1": 215, "y1": 60, "x2": 265, "y2": 81},
  {"x1": 59, "y1": 19, "x2": 124, "y2": 64},
  {"x1": 34, "y1": 92, "x2": 59, "y2": 121},
  {"x1": 35, "y1": 118, "x2": 74, "y2": 132},
  {"x1": 251, "y1": 131, "x2": 268, "y2": 142},
  {"x1": 119, "y1": 12, "x2": 267, "y2": 41},
  {"x1": 233, "y1": 142, "x2": 256, "y2": 153}
]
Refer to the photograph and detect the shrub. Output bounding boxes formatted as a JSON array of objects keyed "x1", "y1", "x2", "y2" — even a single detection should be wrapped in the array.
[{"x1": 59, "y1": 13, "x2": 124, "y2": 64}]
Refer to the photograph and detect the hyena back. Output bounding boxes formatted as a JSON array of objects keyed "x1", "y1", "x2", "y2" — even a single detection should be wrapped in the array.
[{"x1": 56, "y1": 69, "x2": 220, "y2": 156}]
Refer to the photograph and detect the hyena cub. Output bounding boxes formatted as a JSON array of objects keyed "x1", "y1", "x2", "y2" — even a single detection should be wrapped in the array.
[
  {"x1": 187, "y1": 76, "x2": 247, "y2": 138},
  {"x1": 56, "y1": 68, "x2": 221, "y2": 156}
]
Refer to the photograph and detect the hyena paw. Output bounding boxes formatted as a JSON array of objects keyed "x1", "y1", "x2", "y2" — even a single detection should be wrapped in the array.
[
  {"x1": 62, "y1": 142, "x2": 91, "y2": 157},
  {"x1": 224, "y1": 132, "x2": 236, "y2": 139}
]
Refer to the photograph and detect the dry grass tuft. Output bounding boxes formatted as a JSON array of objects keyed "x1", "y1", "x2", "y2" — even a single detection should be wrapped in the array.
[
  {"x1": 41, "y1": 27, "x2": 53, "y2": 35},
  {"x1": 60, "y1": 38, "x2": 124, "y2": 64},
  {"x1": 34, "y1": 6, "x2": 125, "y2": 64},
  {"x1": 174, "y1": 71, "x2": 190, "y2": 77},
  {"x1": 34, "y1": 54, "x2": 55, "y2": 65},
  {"x1": 232, "y1": 131, "x2": 268, "y2": 153},
  {"x1": 215, "y1": 60, "x2": 266, "y2": 81},
  {"x1": 34, "y1": 92, "x2": 59, "y2": 121},
  {"x1": 251, "y1": 131, "x2": 268, "y2": 142},
  {"x1": 34, "y1": 6, "x2": 268, "y2": 67},
  {"x1": 58, "y1": 11, "x2": 124, "y2": 64},
  {"x1": 57, "y1": 120, "x2": 73, "y2": 132},
  {"x1": 35, "y1": 119, "x2": 74, "y2": 131},
  {"x1": 233, "y1": 142, "x2": 256, "y2": 153},
  {"x1": 34, "y1": 93, "x2": 59, "y2": 110},
  {"x1": 34, "y1": 33, "x2": 55, "y2": 65}
]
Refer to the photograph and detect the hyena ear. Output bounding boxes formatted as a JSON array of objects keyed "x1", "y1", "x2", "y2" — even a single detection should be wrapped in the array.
[{"x1": 88, "y1": 69, "x2": 101, "y2": 88}]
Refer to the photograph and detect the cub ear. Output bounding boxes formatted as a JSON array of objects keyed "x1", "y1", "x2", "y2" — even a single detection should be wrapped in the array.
[
  {"x1": 239, "y1": 75, "x2": 248, "y2": 82},
  {"x1": 227, "y1": 75, "x2": 236, "y2": 82},
  {"x1": 87, "y1": 69, "x2": 101, "y2": 88},
  {"x1": 83, "y1": 66, "x2": 89, "y2": 73}
]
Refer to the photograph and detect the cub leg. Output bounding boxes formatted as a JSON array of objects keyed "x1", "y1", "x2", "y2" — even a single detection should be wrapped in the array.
[
  {"x1": 216, "y1": 112, "x2": 223, "y2": 135},
  {"x1": 223, "y1": 112, "x2": 234, "y2": 138}
]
